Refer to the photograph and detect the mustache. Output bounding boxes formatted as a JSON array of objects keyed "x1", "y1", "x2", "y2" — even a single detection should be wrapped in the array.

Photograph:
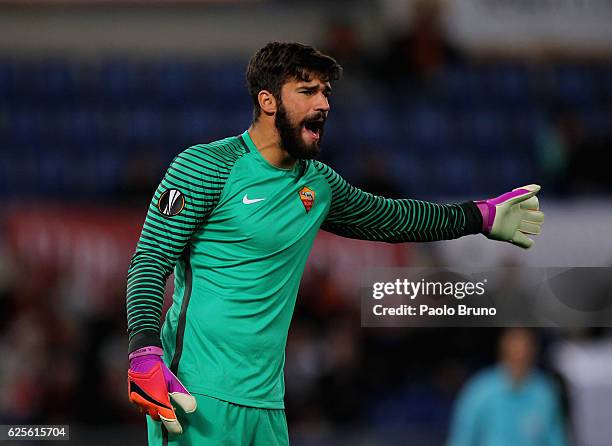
[{"x1": 302, "y1": 112, "x2": 327, "y2": 125}]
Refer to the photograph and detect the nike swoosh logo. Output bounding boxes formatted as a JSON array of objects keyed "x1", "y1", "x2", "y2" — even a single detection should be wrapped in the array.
[
  {"x1": 242, "y1": 194, "x2": 265, "y2": 205},
  {"x1": 129, "y1": 380, "x2": 173, "y2": 410}
]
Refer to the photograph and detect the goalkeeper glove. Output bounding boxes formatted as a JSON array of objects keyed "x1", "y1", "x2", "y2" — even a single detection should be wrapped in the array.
[
  {"x1": 127, "y1": 346, "x2": 196, "y2": 434},
  {"x1": 475, "y1": 184, "x2": 544, "y2": 249}
]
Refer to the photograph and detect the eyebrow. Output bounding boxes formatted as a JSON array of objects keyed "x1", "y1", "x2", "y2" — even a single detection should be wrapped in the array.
[{"x1": 298, "y1": 84, "x2": 332, "y2": 94}]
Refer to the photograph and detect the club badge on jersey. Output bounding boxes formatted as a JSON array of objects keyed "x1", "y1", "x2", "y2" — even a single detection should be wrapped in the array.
[
  {"x1": 298, "y1": 187, "x2": 315, "y2": 213},
  {"x1": 158, "y1": 189, "x2": 185, "y2": 217}
]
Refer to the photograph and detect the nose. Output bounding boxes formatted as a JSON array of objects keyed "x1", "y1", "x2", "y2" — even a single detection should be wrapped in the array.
[{"x1": 315, "y1": 93, "x2": 330, "y2": 114}]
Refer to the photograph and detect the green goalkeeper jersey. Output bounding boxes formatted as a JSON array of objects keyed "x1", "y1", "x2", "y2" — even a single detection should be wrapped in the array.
[{"x1": 126, "y1": 130, "x2": 482, "y2": 408}]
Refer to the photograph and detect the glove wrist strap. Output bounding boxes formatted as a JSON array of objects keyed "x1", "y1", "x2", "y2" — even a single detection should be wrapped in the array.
[
  {"x1": 474, "y1": 200, "x2": 495, "y2": 234},
  {"x1": 129, "y1": 345, "x2": 163, "y2": 360}
]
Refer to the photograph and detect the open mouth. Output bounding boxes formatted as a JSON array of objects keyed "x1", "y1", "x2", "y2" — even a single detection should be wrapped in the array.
[{"x1": 303, "y1": 119, "x2": 324, "y2": 141}]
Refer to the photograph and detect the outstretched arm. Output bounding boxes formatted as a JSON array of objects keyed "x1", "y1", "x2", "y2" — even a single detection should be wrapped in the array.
[
  {"x1": 315, "y1": 162, "x2": 544, "y2": 248},
  {"x1": 315, "y1": 161, "x2": 482, "y2": 243}
]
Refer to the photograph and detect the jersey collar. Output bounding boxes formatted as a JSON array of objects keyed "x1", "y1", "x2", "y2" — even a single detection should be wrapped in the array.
[{"x1": 241, "y1": 130, "x2": 301, "y2": 174}]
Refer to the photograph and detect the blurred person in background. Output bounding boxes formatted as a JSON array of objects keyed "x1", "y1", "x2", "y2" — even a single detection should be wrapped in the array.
[
  {"x1": 537, "y1": 104, "x2": 611, "y2": 196},
  {"x1": 552, "y1": 328, "x2": 612, "y2": 446},
  {"x1": 125, "y1": 40, "x2": 543, "y2": 446},
  {"x1": 447, "y1": 328, "x2": 569, "y2": 446},
  {"x1": 354, "y1": 152, "x2": 403, "y2": 198},
  {"x1": 379, "y1": 0, "x2": 465, "y2": 85},
  {"x1": 536, "y1": 105, "x2": 574, "y2": 196},
  {"x1": 319, "y1": 19, "x2": 370, "y2": 79}
]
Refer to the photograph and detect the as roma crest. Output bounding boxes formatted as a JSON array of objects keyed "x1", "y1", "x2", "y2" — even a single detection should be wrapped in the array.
[{"x1": 298, "y1": 186, "x2": 315, "y2": 213}]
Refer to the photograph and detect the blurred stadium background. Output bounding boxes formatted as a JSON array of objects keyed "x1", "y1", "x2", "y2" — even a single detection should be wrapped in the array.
[{"x1": 1, "y1": 0, "x2": 612, "y2": 444}]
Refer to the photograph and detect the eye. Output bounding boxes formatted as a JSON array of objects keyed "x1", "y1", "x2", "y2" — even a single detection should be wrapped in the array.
[{"x1": 301, "y1": 89, "x2": 315, "y2": 96}]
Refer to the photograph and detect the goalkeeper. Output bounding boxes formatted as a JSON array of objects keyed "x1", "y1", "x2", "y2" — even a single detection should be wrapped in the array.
[{"x1": 126, "y1": 42, "x2": 544, "y2": 446}]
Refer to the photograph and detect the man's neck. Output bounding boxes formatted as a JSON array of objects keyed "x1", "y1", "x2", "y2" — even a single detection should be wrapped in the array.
[{"x1": 248, "y1": 122, "x2": 297, "y2": 170}]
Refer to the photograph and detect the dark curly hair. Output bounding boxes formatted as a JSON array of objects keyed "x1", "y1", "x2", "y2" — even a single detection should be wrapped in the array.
[{"x1": 246, "y1": 42, "x2": 343, "y2": 120}]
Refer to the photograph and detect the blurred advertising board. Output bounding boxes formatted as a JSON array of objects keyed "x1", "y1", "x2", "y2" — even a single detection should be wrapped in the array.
[{"x1": 3, "y1": 205, "x2": 412, "y2": 306}]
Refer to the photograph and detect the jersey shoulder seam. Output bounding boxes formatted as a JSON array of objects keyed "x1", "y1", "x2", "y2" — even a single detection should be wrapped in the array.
[
  {"x1": 173, "y1": 136, "x2": 250, "y2": 221},
  {"x1": 182, "y1": 136, "x2": 249, "y2": 175}
]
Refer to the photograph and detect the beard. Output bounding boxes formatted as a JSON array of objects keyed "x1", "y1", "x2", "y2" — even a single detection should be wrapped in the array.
[{"x1": 275, "y1": 102, "x2": 325, "y2": 160}]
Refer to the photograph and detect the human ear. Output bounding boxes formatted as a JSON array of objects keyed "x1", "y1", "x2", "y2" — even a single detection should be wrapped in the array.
[{"x1": 258, "y1": 90, "x2": 277, "y2": 116}]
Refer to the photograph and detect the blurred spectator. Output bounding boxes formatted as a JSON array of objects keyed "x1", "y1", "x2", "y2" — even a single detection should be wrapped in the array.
[
  {"x1": 117, "y1": 149, "x2": 163, "y2": 207},
  {"x1": 552, "y1": 329, "x2": 612, "y2": 446},
  {"x1": 319, "y1": 19, "x2": 369, "y2": 78},
  {"x1": 354, "y1": 152, "x2": 403, "y2": 198},
  {"x1": 447, "y1": 328, "x2": 569, "y2": 446},
  {"x1": 379, "y1": 0, "x2": 465, "y2": 85},
  {"x1": 536, "y1": 106, "x2": 573, "y2": 195},
  {"x1": 538, "y1": 105, "x2": 612, "y2": 196},
  {"x1": 566, "y1": 110, "x2": 612, "y2": 195}
]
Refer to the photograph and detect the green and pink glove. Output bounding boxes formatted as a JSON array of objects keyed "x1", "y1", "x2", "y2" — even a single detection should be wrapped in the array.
[{"x1": 475, "y1": 184, "x2": 544, "y2": 249}]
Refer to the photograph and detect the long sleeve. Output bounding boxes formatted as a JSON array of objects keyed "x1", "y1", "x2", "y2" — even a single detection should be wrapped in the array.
[
  {"x1": 126, "y1": 144, "x2": 239, "y2": 353},
  {"x1": 313, "y1": 161, "x2": 482, "y2": 243}
]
